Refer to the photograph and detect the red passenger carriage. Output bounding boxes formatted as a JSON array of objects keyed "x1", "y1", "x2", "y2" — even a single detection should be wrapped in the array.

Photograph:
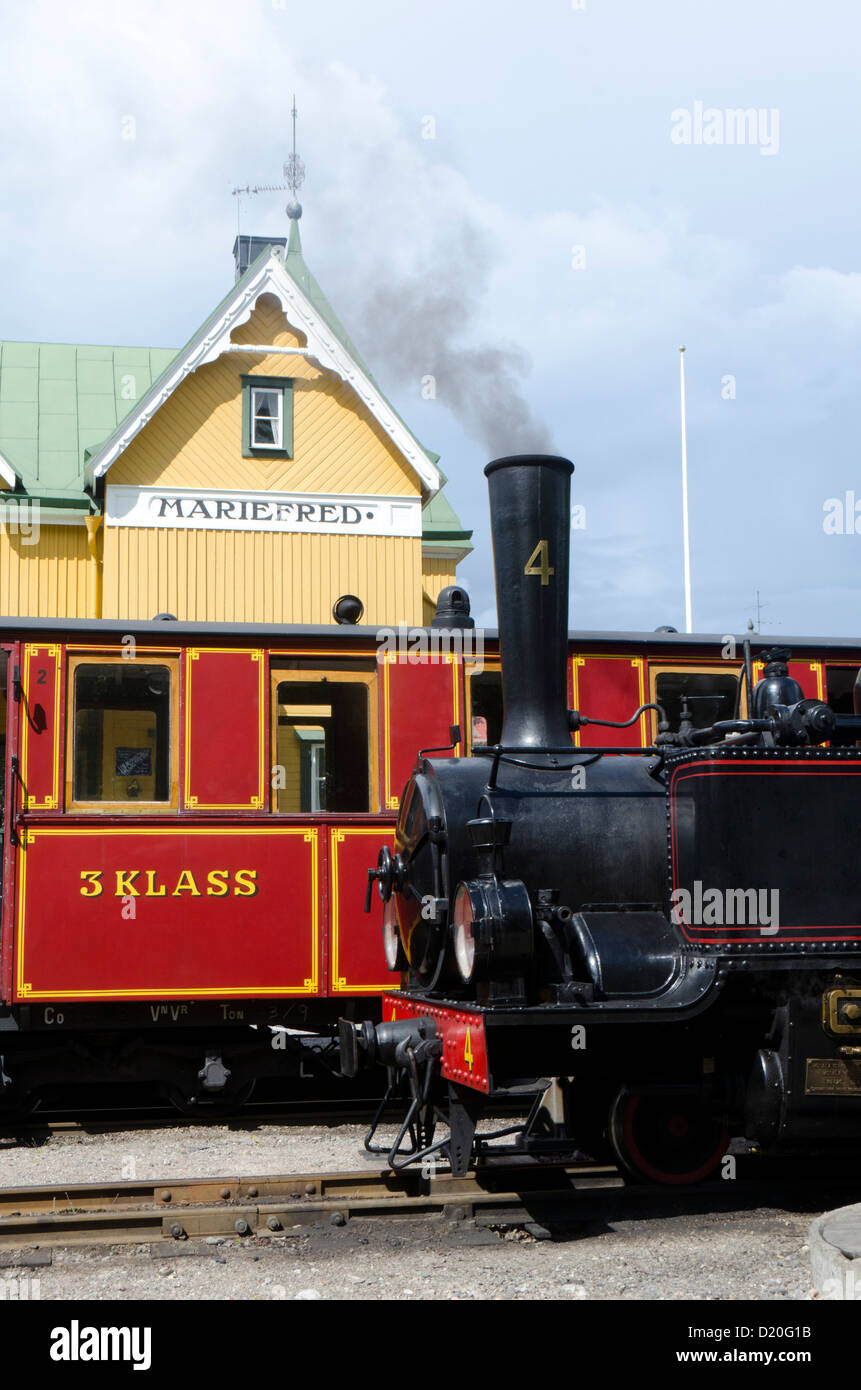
[{"x1": 0, "y1": 609, "x2": 854, "y2": 1112}]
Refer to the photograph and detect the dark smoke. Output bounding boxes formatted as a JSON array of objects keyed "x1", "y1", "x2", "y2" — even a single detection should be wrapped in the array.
[{"x1": 356, "y1": 219, "x2": 555, "y2": 457}]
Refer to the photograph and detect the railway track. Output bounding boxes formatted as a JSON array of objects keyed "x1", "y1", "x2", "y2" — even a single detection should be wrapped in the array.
[
  {"x1": 0, "y1": 1160, "x2": 624, "y2": 1250},
  {"x1": 0, "y1": 1149, "x2": 856, "y2": 1254}
]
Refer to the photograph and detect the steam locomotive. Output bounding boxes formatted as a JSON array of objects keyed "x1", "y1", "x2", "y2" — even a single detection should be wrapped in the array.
[{"x1": 343, "y1": 454, "x2": 861, "y2": 1183}]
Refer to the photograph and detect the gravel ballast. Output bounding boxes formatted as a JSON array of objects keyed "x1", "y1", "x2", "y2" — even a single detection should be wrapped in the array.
[{"x1": 0, "y1": 1122, "x2": 821, "y2": 1300}]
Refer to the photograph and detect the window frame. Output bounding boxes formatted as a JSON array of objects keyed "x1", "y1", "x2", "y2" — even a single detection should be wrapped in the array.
[
  {"x1": 270, "y1": 667, "x2": 379, "y2": 815},
  {"x1": 648, "y1": 661, "x2": 748, "y2": 741},
  {"x1": 465, "y1": 657, "x2": 502, "y2": 754},
  {"x1": 241, "y1": 375, "x2": 294, "y2": 459},
  {"x1": 825, "y1": 661, "x2": 859, "y2": 712},
  {"x1": 250, "y1": 386, "x2": 282, "y2": 450},
  {"x1": 65, "y1": 653, "x2": 180, "y2": 813}
]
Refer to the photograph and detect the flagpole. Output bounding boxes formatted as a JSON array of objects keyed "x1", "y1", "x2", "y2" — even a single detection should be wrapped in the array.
[{"x1": 679, "y1": 345, "x2": 693, "y2": 633}]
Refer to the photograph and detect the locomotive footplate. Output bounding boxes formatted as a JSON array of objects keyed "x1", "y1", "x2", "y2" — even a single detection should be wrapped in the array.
[{"x1": 379, "y1": 968, "x2": 725, "y2": 1097}]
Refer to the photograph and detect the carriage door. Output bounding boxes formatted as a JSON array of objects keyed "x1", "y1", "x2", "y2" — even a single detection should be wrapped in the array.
[
  {"x1": 0, "y1": 646, "x2": 15, "y2": 858},
  {"x1": 271, "y1": 668, "x2": 378, "y2": 815},
  {"x1": 0, "y1": 644, "x2": 19, "y2": 1003}
]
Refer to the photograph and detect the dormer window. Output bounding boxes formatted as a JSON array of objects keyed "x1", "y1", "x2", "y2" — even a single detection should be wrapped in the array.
[{"x1": 241, "y1": 375, "x2": 294, "y2": 459}]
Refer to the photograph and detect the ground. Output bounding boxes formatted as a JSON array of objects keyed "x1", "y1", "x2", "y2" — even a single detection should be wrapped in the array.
[{"x1": 0, "y1": 1120, "x2": 824, "y2": 1300}]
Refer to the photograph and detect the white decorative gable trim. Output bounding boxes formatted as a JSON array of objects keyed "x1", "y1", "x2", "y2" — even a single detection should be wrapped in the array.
[
  {"x1": 86, "y1": 251, "x2": 440, "y2": 496},
  {"x1": 0, "y1": 450, "x2": 19, "y2": 489}
]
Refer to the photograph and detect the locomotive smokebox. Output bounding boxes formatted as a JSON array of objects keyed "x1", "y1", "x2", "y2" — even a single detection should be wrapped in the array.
[{"x1": 484, "y1": 454, "x2": 575, "y2": 750}]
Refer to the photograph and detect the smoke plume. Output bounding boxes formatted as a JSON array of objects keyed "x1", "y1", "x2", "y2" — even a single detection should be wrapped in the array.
[{"x1": 355, "y1": 219, "x2": 555, "y2": 457}]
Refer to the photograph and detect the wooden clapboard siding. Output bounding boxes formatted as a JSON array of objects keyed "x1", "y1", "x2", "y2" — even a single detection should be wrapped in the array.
[
  {"x1": 422, "y1": 556, "x2": 458, "y2": 595},
  {"x1": 421, "y1": 556, "x2": 458, "y2": 623},
  {"x1": 0, "y1": 523, "x2": 91, "y2": 618},
  {"x1": 101, "y1": 527, "x2": 421, "y2": 625}
]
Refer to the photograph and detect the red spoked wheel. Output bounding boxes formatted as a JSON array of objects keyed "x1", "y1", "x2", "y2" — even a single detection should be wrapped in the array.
[{"x1": 609, "y1": 1089, "x2": 729, "y2": 1186}]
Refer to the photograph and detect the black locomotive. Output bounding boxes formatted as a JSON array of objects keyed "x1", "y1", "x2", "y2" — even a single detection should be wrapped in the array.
[{"x1": 342, "y1": 454, "x2": 861, "y2": 1182}]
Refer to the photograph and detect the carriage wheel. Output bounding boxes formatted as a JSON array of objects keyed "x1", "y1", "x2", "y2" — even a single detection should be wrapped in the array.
[{"x1": 608, "y1": 1089, "x2": 729, "y2": 1185}]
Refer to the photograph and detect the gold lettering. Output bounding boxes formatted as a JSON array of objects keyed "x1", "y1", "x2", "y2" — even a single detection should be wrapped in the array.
[
  {"x1": 80, "y1": 870, "x2": 103, "y2": 897},
  {"x1": 234, "y1": 869, "x2": 259, "y2": 897},
  {"x1": 145, "y1": 870, "x2": 166, "y2": 897},
  {"x1": 172, "y1": 869, "x2": 201, "y2": 896},
  {"x1": 207, "y1": 869, "x2": 229, "y2": 897},
  {"x1": 81, "y1": 867, "x2": 259, "y2": 899}
]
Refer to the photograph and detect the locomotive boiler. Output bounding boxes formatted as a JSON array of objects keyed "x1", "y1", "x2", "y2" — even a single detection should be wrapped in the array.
[{"x1": 343, "y1": 453, "x2": 861, "y2": 1182}]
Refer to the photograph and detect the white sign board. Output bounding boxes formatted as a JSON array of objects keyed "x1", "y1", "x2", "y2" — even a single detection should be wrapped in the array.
[{"x1": 105, "y1": 486, "x2": 422, "y2": 538}]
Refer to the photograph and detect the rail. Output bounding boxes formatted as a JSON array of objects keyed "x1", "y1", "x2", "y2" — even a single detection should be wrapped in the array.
[{"x1": 0, "y1": 1161, "x2": 622, "y2": 1249}]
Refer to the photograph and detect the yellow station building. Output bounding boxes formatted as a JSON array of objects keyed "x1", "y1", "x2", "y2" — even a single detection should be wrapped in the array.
[{"x1": 0, "y1": 219, "x2": 471, "y2": 626}]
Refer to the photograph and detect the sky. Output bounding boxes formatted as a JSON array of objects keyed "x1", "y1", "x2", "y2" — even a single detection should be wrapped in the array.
[{"x1": 2, "y1": 0, "x2": 861, "y2": 636}]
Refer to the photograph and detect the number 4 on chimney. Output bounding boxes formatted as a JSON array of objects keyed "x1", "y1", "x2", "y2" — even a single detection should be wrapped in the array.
[{"x1": 524, "y1": 540, "x2": 554, "y2": 586}]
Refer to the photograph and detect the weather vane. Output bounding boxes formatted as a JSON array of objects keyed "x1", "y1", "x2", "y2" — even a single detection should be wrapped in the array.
[
  {"x1": 284, "y1": 95, "x2": 305, "y2": 220},
  {"x1": 231, "y1": 94, "x2": 305, "y2": 235}
]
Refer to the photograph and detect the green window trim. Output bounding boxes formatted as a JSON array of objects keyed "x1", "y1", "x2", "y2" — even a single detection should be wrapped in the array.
[{"x1": 241, "y1": 375, "x2": 294, "y2": 459}]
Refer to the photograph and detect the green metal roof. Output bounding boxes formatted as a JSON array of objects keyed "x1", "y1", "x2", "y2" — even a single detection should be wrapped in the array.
[
  {"x1": 0, "y1": 341, "x2": 178, "y2": 501},
  {"x1": 420, "y1": 489, "x2": 473, "y2": 549},
  {"x1": 0, "y1": 231, "x2": 470, "y2": 546}
]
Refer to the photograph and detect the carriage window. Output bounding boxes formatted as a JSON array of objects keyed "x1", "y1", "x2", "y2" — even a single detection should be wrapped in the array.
[
  {"x1": 273, "y1": 675, "x2": 373, "y2": 813},
  {"x1": 826, "y1": 665, "x2": 859, "y2": 714},
  {"x1": 825, "y1": 665, "x2": 860, "y2": 745},
  {"x1": 70, "y1": 662, "x2": 173, "y2": 805},
  {"x1": 653, "y1": 669, "x2": 741, "y2": 734},
  {"x1": 469, "y1": 668, "x2": 502, "y2": 748}
]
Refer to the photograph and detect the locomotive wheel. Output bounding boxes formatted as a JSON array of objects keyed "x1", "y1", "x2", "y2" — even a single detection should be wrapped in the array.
[{"x1": 608, "y1": 1089, "x2": 729, "y2": 1186}]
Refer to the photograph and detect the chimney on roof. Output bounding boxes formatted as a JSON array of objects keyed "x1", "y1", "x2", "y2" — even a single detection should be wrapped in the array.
[{"x1": 232, "y1": 235, "x2": 287, "y2": 282}]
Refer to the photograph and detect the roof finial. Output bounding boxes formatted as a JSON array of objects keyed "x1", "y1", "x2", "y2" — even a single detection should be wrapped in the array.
[{"x1": 284, "y1": 95, "x2": 305, "y2": 220}]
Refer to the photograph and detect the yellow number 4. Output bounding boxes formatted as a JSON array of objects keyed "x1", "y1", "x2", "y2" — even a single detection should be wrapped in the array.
[
  {"x1": 464, "y1": 1027, "x2": 474, "y2": 1072},
  {"x1": 524, "y1": 540, "x2": 554, "y2": 586}
]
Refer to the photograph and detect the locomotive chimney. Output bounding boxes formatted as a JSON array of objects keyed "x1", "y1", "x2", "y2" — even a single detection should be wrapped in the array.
[{"x1": 484, "y1": 454, "x2": 574, "y2": 750}]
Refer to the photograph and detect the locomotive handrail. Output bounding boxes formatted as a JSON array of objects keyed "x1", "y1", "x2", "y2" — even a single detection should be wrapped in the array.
[
  {"x1": 575, "y1": 701, "x2": 668, "y2": 731},
  {"x1": 477, "y1": 743, "x2": 662, "y2": 790},
  {"x1": 418, "y1": 724, "x2": 462, "y2": 758},
  {"x1": 7, "y1": 754, "x2": 24, "y2": 847},
  {"x1": 689, "y1": 717, "x2": 772, "y2": 745}
]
